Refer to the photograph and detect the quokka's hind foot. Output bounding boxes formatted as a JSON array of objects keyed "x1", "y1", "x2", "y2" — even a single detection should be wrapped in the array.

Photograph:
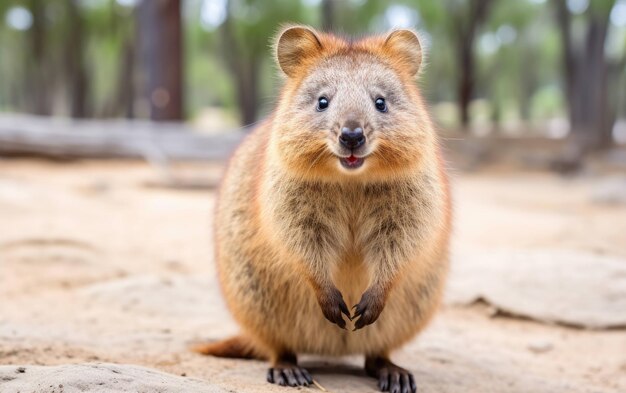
[
  {"x1": 365, "y1": 356, "x2": 417, "y2": 393},
  {"x1": 266, "y1": 352, "x2": 313, "y2": 387}
]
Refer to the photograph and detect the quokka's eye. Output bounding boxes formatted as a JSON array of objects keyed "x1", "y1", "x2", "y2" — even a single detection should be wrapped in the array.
[
  {"x1": 317, "y1": 96, "x2": 329, "y2": 111},
  {"x1": 375, "y1": 97, "x2": 387, "y2": 112}
]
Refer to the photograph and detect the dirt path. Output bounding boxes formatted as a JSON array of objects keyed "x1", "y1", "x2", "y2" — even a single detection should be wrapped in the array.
[{"x1": 1, "y1": 160, "x2": 624, "y2": 392}]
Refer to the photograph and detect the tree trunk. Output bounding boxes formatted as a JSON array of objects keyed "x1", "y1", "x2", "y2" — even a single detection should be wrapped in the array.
[
  {"x1": 101, "y1": 38, "x2": 135, "y2": 118},
  {"x1": 66, "y1": 0, "x2": 89, "y2": 118},
  {"x1": 454, "y1": 0, "x2": 492, "y2": 131},
  {"x1": 238, "y1": 59, "x2": 259, "y2": 126},
  {"x1": 457, "y1": 37, "x2": 473, "y2": 129},
  {"x1": 555, "y1": 0, "x2": 615, "y2": 151},
  {"x1": 519, "y1": 44, "x2": 538, "y2": 122},
  {"x1": 137, "y1": 0, "x2": 184, "y2": 121},
  {"x1": 599, "y1": 60, "x2": 625, "y2": 148},
  {"x1": 27, "y1": 0, "x2": 51, "y2": 116},
  {"x1": 121, "y1": 39, "x2": 136, "y2": 119},
  {"x1": 321, "y1": 0, "x2": 336, "y2": 31},
  {"x1": 219, "y1": 1, "x2": 259, "y2": 126}
]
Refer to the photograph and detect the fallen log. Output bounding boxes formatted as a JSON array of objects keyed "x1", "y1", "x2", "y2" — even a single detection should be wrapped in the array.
[{"x1": 0, "y1": 114, "x2": 245, "y2": 161}]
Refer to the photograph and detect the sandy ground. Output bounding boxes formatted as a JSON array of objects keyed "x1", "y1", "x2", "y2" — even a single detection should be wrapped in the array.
[{"x1": 0, "y1": 159, "x2": 625, "y2": 393}]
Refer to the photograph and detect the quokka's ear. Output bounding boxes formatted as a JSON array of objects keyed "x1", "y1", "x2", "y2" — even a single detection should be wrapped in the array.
[
  {"x1": 383, "y1": 29, "x2": 423, "y2": 76},
  {"x1": 275, "y1": 25, "x2": 323, "y2": 77}
]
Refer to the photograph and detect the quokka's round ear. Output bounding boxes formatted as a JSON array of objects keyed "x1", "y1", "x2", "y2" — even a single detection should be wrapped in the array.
[
  {"x1": 383, "y1": 29, "x2": 422, "y2": 76},
  {"x1": 275, "y1": 25, "x2": 322, "y2": 77}
]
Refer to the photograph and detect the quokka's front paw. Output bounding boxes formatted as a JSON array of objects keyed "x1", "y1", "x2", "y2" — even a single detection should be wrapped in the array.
[
  {"x1": 353, "y1": 287, "x2": 386, "y2": 330},
  {"x1": 317, "y1": 286, "x2": 351, "y2": 329}
]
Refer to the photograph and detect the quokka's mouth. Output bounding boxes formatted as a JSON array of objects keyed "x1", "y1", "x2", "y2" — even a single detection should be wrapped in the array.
[{"x1": 340, "y1": 155, "x2": 365, "y2": 169}]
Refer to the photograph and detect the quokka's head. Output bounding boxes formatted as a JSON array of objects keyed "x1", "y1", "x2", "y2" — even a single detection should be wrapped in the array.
[{"x1": 270, "y1": 25, "x2": 435, "y2": 181}]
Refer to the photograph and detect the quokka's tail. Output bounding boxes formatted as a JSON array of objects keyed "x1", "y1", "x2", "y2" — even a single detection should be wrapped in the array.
[{"x1": 192, "y1": 335, "x2": 266, "y2": 360}]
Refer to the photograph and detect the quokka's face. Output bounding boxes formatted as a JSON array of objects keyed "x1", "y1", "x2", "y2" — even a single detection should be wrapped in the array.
[{"x1": 272, "y1": 26, "x2": 434, "y2": 181}]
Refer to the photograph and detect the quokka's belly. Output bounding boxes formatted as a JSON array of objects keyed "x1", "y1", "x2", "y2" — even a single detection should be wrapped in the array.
[
  {"x1": 296, "y1": 265, "x2": 445, "y2": 356},
  {"x1": 221, "y1": 251, "x2": 446, "y2": 357}
]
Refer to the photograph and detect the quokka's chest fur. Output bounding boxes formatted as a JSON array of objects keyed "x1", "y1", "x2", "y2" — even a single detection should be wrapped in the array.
[{"x1": 261, "y1": 167, "x2": 444, "y2": 260}]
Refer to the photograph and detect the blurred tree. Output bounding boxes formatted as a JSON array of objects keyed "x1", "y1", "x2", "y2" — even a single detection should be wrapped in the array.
[
  {"x1": 27, "y1": 0, "x2": 52, "y2": 115},
  {"x1": 116, "y1": 38, "x2": 136, "y2": 119},
  {"x1": 66, "y1": 0, "x2": 90, "y2": 118},
  {"x1": 219, "y1": 0, "x2": 258, "y2": 126},
  {"x1": 329, "y1": 0, "x2": 386, "y2": 35},
  {"x1": 322, "y1": 0, "x2": 336, "y2": 31},
  {"x1": 450, "y1": 0, "x2": 492, "y2": 130},
  {"x1": 478, "y1": 0, "x2": 547, "y2": 130},
  {"x1": 97, "y1": 1, "x2": 137, "y2": 118},
  {"x1": 138, "y1": 0, "x2": 184, "y2": 121},
  {"x1": 410, "y1": 0, "x2": 493, "y2": 129},
  {"x1": 218, "y1": 0, "x2": 306, "y2": 125},
  {"x1": 554, "y1": 0, "x2": 619, "y2": 153}
]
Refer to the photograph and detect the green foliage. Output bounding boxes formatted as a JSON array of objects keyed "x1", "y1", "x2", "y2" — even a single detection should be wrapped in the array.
[{"x1": 0, "y1": 0, "x2": 624, "y2": 129}]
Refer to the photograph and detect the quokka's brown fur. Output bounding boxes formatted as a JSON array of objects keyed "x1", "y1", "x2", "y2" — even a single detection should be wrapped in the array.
[{"x1": 195, "y1": 25, "x2": 452, "y2": 391}]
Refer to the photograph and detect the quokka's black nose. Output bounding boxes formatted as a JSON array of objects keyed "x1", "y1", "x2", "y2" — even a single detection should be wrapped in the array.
[{"x1": 339, "y1": 122, "x2": 365, "y2": 150}]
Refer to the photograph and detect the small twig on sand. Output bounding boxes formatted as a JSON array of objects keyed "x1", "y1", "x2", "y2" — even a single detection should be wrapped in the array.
[{"x1": 312, "y1": 379, "x2": 328, "y2": 392}]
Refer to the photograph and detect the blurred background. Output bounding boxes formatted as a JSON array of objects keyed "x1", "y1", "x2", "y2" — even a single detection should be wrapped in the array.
[{"x1": 0, "y1": 0, "x2": 625, "y2": 168}]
